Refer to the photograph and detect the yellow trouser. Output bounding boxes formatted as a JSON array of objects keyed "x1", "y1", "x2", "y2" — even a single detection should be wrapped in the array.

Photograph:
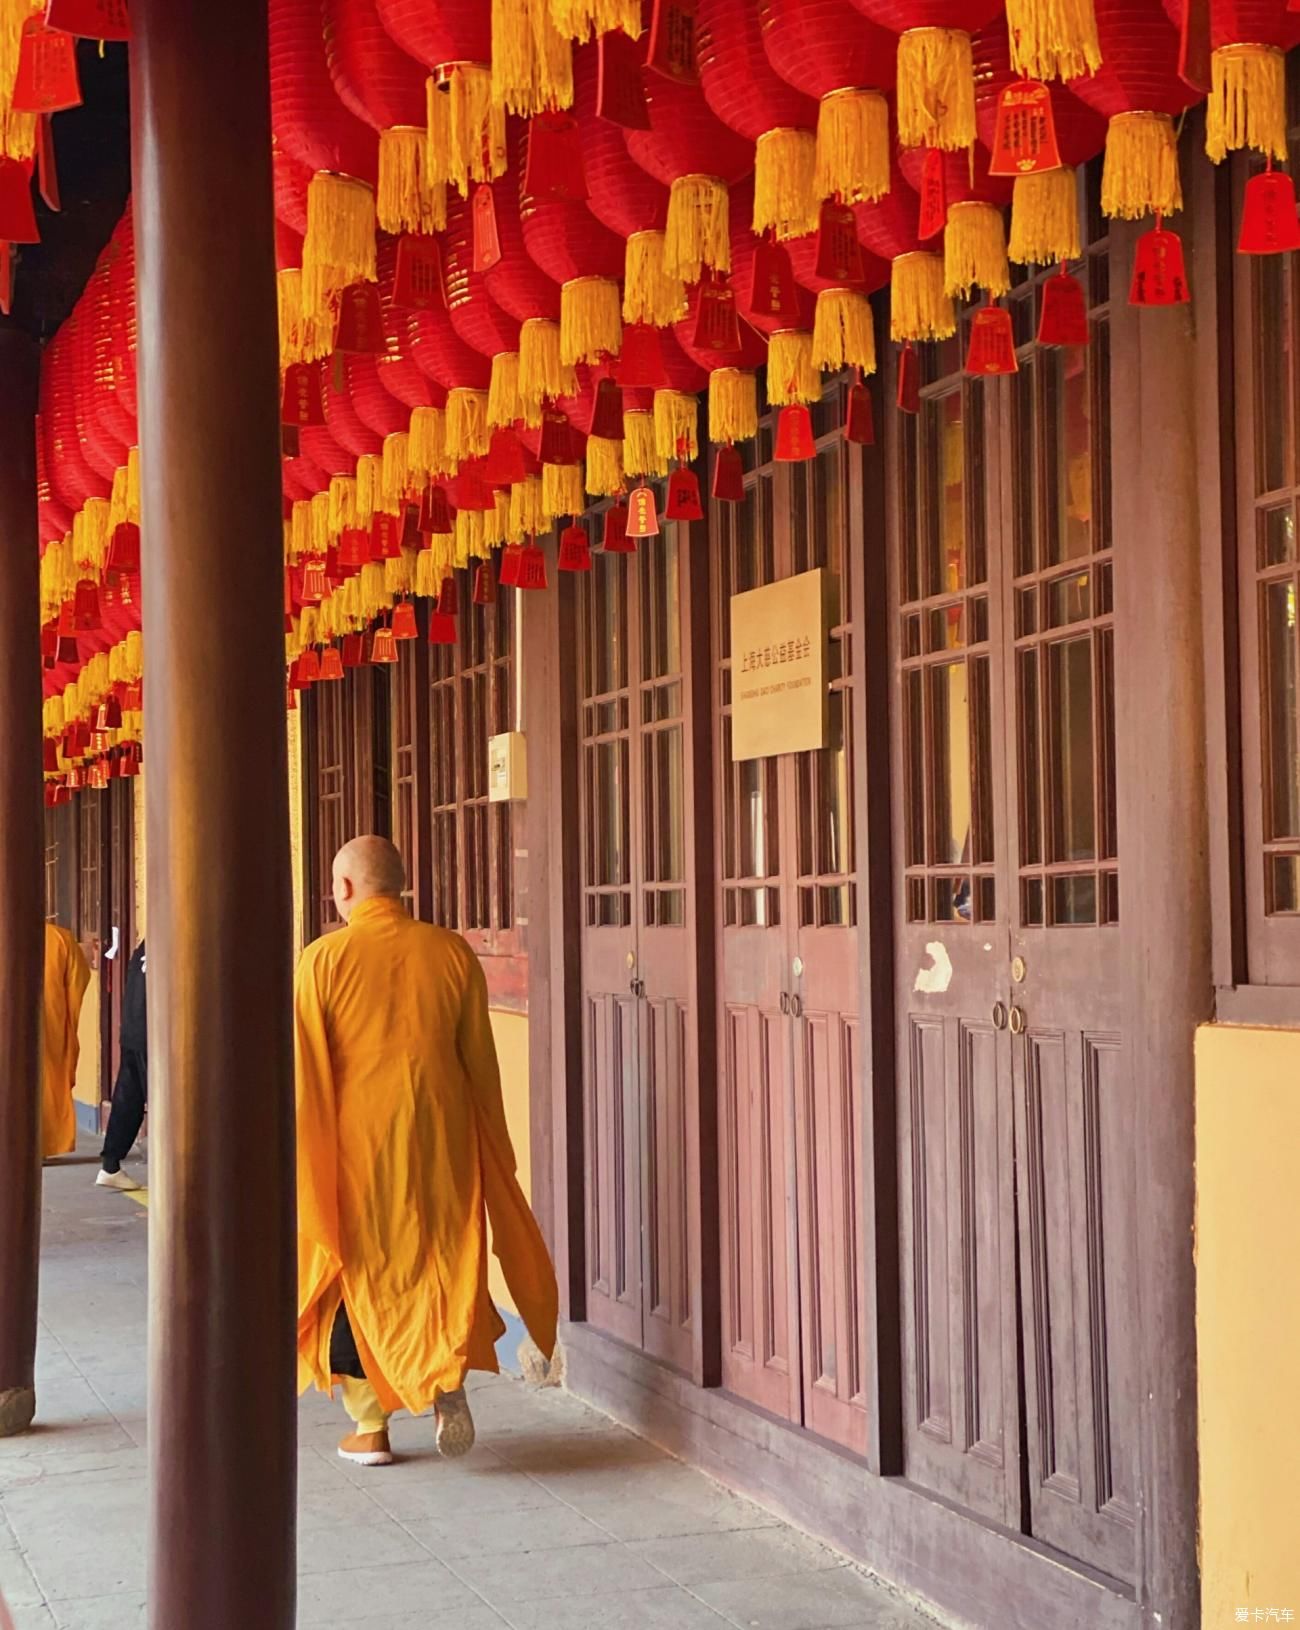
[{"x1": 340, "y1": 1377, "x2": 390, "y2": 1436}]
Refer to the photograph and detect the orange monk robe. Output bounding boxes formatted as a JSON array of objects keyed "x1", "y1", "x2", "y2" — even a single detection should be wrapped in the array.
[
  {"x1": 42, "y1": 923, "x2": 91, "y2": 1159},
  {"x1": 295, "y1": 897, "x2": 559, "y2": 1416}
]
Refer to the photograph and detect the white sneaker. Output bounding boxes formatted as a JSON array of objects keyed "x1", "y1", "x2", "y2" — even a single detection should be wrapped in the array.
[
  {"x1": 435, "y1": 1388, "x2": 475, "y2": 1459},
  {"x1": 96, "y1": 1168, "x2": 142, "y2": 1192}
]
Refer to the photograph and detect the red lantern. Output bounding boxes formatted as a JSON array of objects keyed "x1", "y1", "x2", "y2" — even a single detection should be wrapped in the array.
[
  {"x1": 269, "y1": 0, "x2": 378, "y2": 182},
  {"x1": 574, "y1": 43, "x2": 671, "y2": 238},
  {"x1": 597, "y1": 26, "x2": 651, "y2": 130},
  {"x1": 443, "y1": 189, "x2": 524, "y2": 359},
  {"x1": 482, "y1": 128, "x2": 563, "y2": 323},
  {"x1": 323, "y1": 0, "x2": 428, "y2": 133}
]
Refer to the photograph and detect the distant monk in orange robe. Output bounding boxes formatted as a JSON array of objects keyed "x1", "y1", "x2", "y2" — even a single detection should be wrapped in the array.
[
  {"x1": 295, "y1": 836, "x2": 558, "y2": 1467},
  {"x1": 42, "y1": 922, "x2": 91, "y2": 1160}
]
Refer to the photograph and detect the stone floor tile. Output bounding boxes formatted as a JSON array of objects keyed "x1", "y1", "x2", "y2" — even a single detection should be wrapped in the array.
[
  {"x1": 3, "y1": 1473, "x2": 146, "y2": 1602},
  {"x1": 565, "y1": 1482, "x2": 782, "y2": 1542},
  {"x1": 446, "y1": 1540, "x2": 670, "y2": 1607},
  {"x1": 498, "y1": 1584, "x2": 735, "y2": 1629},
  {"x1": 295, "y1": 1559, "x2": 483, "y2": 1625},
  {"x1": 404, "y1": 1499, "x2": 611, "y2": 1561},
  {"x1": 693, "y1": 1568, "x2": 928, "y2": 1630},
  {"x1": 628, "y1": 1526, "x2": 843, "y2": 1587},
  {"x1": 48, "y1": 1593, "x2": 147, "y2": 1630},
  {"x1": 6, "y1": 1606, "x2": 59, "y2": 1630},
  {"x1": 295, "y1": 1516, "x2": 432, "y2": 1576}
]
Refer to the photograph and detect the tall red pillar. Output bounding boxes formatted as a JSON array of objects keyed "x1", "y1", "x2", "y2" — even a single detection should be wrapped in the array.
[
  {"x1": 129, "y1": 3, "x2": 297, "y2": 1625},
  {"x1": 0, "y1": 331, "x2": 44, "y2": 1442}
]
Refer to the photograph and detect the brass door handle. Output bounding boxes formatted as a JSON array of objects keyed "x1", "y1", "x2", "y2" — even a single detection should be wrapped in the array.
[
  {"x1": 992, "y1": 1001, "x2": 1007, "y2": 1031},
  {"x1": 630, "y1": 977, "x2": 645, "y2": 997},
  {"x1": 1008, "y1": 1004, "x2": 1025, "y2": 1035},
  {"x1": 779, "y1": 992, "x2": 791, "y2": 1015},
  {"x1": 790, "y1": 994, "x2": 803, "y2": 1018}
]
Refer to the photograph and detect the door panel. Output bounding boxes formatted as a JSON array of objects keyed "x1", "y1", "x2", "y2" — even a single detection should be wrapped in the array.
[
  {"x1": 584, "y1": 988, "x2": 641, "y2": 1347},
  {"x1": 641, "y1": 992, "x2": 692, "y2": 1367}
]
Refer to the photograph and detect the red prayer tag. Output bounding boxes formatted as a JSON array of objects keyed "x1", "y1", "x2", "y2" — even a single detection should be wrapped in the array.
[
  {"x1": 1129, "y1": 225, "x2": 1191, "y2": 307},
  {"x1": 626, "y1": 485, "x2": 660, "y2": 537},
  {"x1": 845, "y1": 382, "x2": 874, "y2": 445},
  {"x1": 393, "y1": 233, "x2": 444, "y2": 309},
  {"x1": 391, "y1": 599, "x2": 419, "y2": 638},
  {"x1": 692, "y1": 272, "x2": 742, "y2": 354},
  {"x1": 750, "y1": 235, "x2": 800, "y2": 318},
  {"x1": 814, "y1": 201, "x2": 865, "y2": 286},
  {"x1": 0, "y1": 157, "x2": 39, "y2": 244},
  {"x1": 989, "y1": 82, "x2": 1061, "y2": 177},
  {"x1": 917, "y1": 148, "x2": 947, "y2": 240},
  {"x1": 12, "y1": 18, "x2": 81, "y2": 113},
  {"x1": 618, "y1": 321, "x2": 670, "y2": 388},
  {"x1": 471, "y1": 185, "x2": 501, "y2": 272},
  {"x1": 665, "y1": 466, "x2": 704, "y2": 520},
  {"x1": 646, "y1": 0, "x2": 698, "y2": 84},
  {"x1": 558, "y1": 522, "x2": 593, "y2": 571},
  {"x1": 36, "y1": 112, "x2": 59, "y2": 210},
  {"x1": 1177, "y1": 0, "x2": 1212, "y2": 96},
  {"x1": 436, "y1": 573, "x2": 460, "y2": 615},
  {"x1": 419, "y1": 484, "x2": 453, "y2": 535},
  {"x1": 539, "y1": 408, "x2": 580, "y2": 466},
  {"x1": 965, "y1": 305, "x2": 1018, "y2": 375},
  {"x1": 597, "y1": 27, "x2": 650, "y2": 130},
  {"x1": 427, "y1": 610, "x2": 457, "y2": 644},
  {"x1": 1037, "y1": 269, "x2": 1090, "y2": 345},
  {"x1": 590, "y1": 375, "x2": 625, "y2": 440},
  {"x1": 896, "y1": 344, "x2": 920, "y2": 415},
  {"x1": 484, "y1": 426, "x2": 527, "y2": 486},
  {"x1": 516, "y1": 542, "x2": 549, "y2": 590},
  {"x1": 334, "y1": 281, "x2": 383, "y2": 353},
  {"x1": 1238, "y1": 169, "x2": 1300, "y2": 255},
  {"x1": 774, "y1": 404, "x2": 814, "y2": 462},
  {"x1": 372, "y1": 513, "x2": 402, "y2": 558},
  {"x1": 711, "y1": 444, "x2": 744, "y2": 501},
  {"x1": 44, "y1": 0, "x2": 130, "y2": 40},
  {"x1": 281, "y1": 361, "x2": 325, "y2": 426},
  {"x1": 524, "y1": 112, "x2": 588, "y2": 203},
  {"x1": 453, "y1": 467, "x2": 496, "y2": 512},
  {"x1": 602, "y1": 504, "x2": 634, "y2": 551},
  {"x1": 472, "y1": 561, "x2": 496, "y2": 605},
  {"x1": 341, "y1": 633, "x2": 365, "y2": 667}
]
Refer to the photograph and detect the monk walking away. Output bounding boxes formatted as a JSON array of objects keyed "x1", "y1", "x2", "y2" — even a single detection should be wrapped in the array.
[
  {"x1": 42, "y1": 921, "x2": 91, "y2": 1161},
  {"x1": 295, "y1": 836, "x2": 559, "y2": 1467}
]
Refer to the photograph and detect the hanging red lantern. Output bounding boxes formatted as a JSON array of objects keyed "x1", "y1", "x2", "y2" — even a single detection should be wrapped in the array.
[
  {"x1": 482, "y1": 127, "x2": 563, "y2": 323},
  {"x1": 407, "y1": 305, "x2": 494, "y2": 392},
  {"x1": 269, "y1": 0, "x2": 378, "y2": 182},
  {"x1": 1162, "y1": 0, "x2": 1300, "y2": 165},
  {"x1": 574, "y1": 44, "x2": 672, "y2": 238},
  {"x1": 374, "y1": 236, "x2": 441, "y2": 408},
  {"x1": 44, "y1": 2, "x2": 130, "y2": 40},
  {"x1": 273, "y1": 140, "x2": 313, "y2": 236},
  {"x1": 852, "y1": 0, "x2": 1001, "y2": 155},
  {"x1": 444, "y1": 187, "x2": 525, "y2": 359},
  {"x1": 322, "y1": 360, "x2": 385, "y2": 458}
]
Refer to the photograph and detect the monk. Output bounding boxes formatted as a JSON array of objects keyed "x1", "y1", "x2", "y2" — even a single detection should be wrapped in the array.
[
  {"x1": 295, "y1": 836, "x2": 558, "y2": 1467},
  {"x1": 42, "y1": 921, "x2": 91, "y2": 1161}
]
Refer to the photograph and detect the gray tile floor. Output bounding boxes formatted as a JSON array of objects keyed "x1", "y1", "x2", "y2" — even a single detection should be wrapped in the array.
[{"x1": 0, "y1": 1151, "x2": 943, "y2": 1630}]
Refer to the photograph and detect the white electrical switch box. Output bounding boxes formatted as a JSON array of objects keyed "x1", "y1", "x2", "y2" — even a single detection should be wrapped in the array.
[{"x1": 488, "y1": 731, "x2": 528, "y2": 803}]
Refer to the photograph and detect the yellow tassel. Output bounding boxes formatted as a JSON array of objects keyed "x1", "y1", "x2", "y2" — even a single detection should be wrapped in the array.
[
  {"x1": 561, "y1": 276, "x2": 623, "y2": 366},
  {"x1": 511, "y1": 475, "x2": 547, "y2": 537},
  {"x1": 433, "y1": 66, "x2": 507, "y2": 196},
  {"x1": 753, "y1": 128, "x2": 820, "y2": 242},
  {"x1": 415, "y1": 550, "x2": 440, "y2": 597},
  {"x1": 408, "y1": 406, "x2": 449, "y2": 477},
  {"x1": 446, "y1": 387, "x2": 491, "y2": 462},
  {"x1": 896, "y1": 28, "x2": 976, "y2": 152},
  {"x1": 765, "y1": 330, "x2": 821, "y2": 405},
  {"x1": 489, "y1": 350, "x2": 522, "y2": 427},
  {"x1": 1206, "y1": 43, "x2": 1287, "y2": 164},
  {"x1": 329, "y1": 474, "x2": 358, "y2": 537},
  {"x1": 289, "y1": 501, "x2": 310, "y2": 564},
  {"x1": 519, "y1": 318, "x2": 576, "y2": 416},
  {"x1": 664, "y1": 174, "x2": 731, "y2": 283},
  {"x1": 943, "y1": 200, "x2": 1010, "y2": 298},
  {"x1": 311, "y1": 491, "x2": 331, "y2": 555},
  {"x1": 811, "y1": 290, "x2": 877, "y2": 375},
  {"x1": 484, "y1": 489, "x2": 511, "y2": 548},
  {"x1": 355, "y1": 454, "x2": 382, "y2": 527},
  {"x1": 382, "y1": 432, "x2": 411, "y2": 509},
  {"x1": 72, "y1": 499, "x2": 111, "y2": 574},
  {"x1": 491, "y1": 0, "x2": 574, "y2": 118},
  {"x1": 624, "y1": 408, "x2": 668, "y2": 477},
  {"x1": 126, "y1": 447, "x2": 141, "y2": 526},
  {"x1": 654, "y1": 389, "x2": 699, "y2": 462},
  {"x1": 586, "y1": 435, "x2": 624, "y2": 497},
  {"x1": 549, "y1": 0, "x2": 640, "y2": 42},
  {"x1": 624, "y1": 231, "x2": 687, "y2": 327},
  {"x1": 542, "y1": 460, "x2": 585, "y2": 519},
  {"x1": 889, "y1": 252, "x2": 956, "y2": 343},
  {"x1": 303, "y1": 173, "x2": 377, "y2": 321},
  {"x1": 0, "y1": 0, "x2": 39, "y2": 162},
  {"x1": 1009, "y1": 167, "x2": 1080, "y2": 265},
  {"x1": 454, "y1": 509, "x2": 482, "y2": 569},
  {"x1": 378, "y1": 125, "x2": 447, "y2": 236},
  {"x1": 278, "y1": 269, "x2": 304, "y2": 368},
  {"x1": 815, "y1": 88, "x2": 890, "y2": 206},
  {"x1": 107, "y1": 464, "x2": 129, "y2": 536},
  {"x1": 709, "y1": 368, "x2": 758, "y2": 444},
  {"x1": 1101, "y1": 111, "x2": 1181, "y2": 220},
  {"x1": 1005, "y1": 0, "x2": 1102, "y2": 84}
]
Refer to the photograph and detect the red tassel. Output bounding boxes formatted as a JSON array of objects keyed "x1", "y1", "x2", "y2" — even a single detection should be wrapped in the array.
[
  {"x1": 12, "y1": 18, "x2": 81, "y2": 113},
  {"x1": 988, "y1": 82, "x2": 1061, "y2": 177},
  {"x1": 597, "y1": 27, "x2": 650, "y2": 130},
  {"x1": 516, "y1": 541, "x2": 549, "y2": 589},
  {"x1": 1037, "y1": 269, "x2": 1090, "y2": 345},
  {"x1": 665, "y1": 466, "x2": 703, "y2": 520},
  {"x1": 420, "y1": 484, "x2": 454, "y2": 535},
  {"x1": 646, "y1": 0, "x2": 698, "y2": 83},
  {"x1": 524, "y1": 113, "x2": 588, "y2": 202},
  {"x1": 602, "y1": 503, "x2": 635, "y2": 551},
  {"x1": 335, "y1": 281, "x2": 384, "y2": 353},
  {"x1": 0, "y1": 159, "x2": 39, "y2": 244},
  {"x1": 473, "y1": 561, "x2": 497, "y2": 604},
  {"x1": 750, "y1": 236, "x2": 800, "y2": 319},
  {"x1": 498, "y1": 546, "x2": 523, "y2": 587},
  {"x1": 965, "y1": 305, "x2": 1018, "y2": 375},
  {"x1": 775, "y1": 404, "x2": 814, "y2": 462},
  {"x1": 692, "y1": 272, "x2": 742, "y2": 354},
  {"x1": 393, "y1": 234, "x2": 445, "y2": 309},
  {"x1": 36, "y1": 112, "x2": 60, "y2": 211},
  {"x1": 281, "y1": 362, "x2": 325, "y2": 426},
  {"x1": 428, "y1": 610, "x2": 458, "y2": 644},
  {"x1": 44, "y1": 0, "x2": 130, "y2": 40},
  {"x1": 472, "y1": 184, "x2": 502, "y2": 272},
  {"x1": 618, "y1": 322, "x2": 670, "y2": 388},
  {"x1": 559, "y1": 521, "x2": 593, "y2": 570},
  {"x1": 391, "y1": 599, "x2": 419, "y2": 639},
  {"x1": 711, "y1": 444, "x2": 744, "y2": 501},
  {"x1": 845, "y1": 381, "x2": 874, "y2": 445},
  {"x1": 896, "y1": 344, "x2": 920, "y2": 414},
  {"x1": 626, "y1": 484, "x2": 660, "y2": 537},
  {"x1": 1129, "y1": 221, "x2": 1190, "y2": 307},
  {"x1": 437, "y1": 573, "x2": 460, "y2": 615},
  {"x1": 539, "y1": 408, "x2": 581, "y2": 466},
  {"x1": 1238, "y1": 169, "x2": 1300, "y2": 255},
  {"x1": 815, "y1": 201, "x2": 866, "y2": 286},
  {"x1": 590, "y1": 376, "x2": 625, "y2": 440},
  {"x1": 917, "y1": 148, "x2": 947, "y2": 241},
  {"x1": 484, "y1": 426, "x2": 527, "y2": 486},
  {"x1": 342, "y1": 632, "x2": 365, "y2": 667}
]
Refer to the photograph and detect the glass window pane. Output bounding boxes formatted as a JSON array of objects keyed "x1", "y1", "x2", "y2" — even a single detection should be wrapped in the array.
[
  {"x1": 1047, "y1": 346, "x2": 1094, "y2": 565},
  {"x1": 1270, "y1": 854, "x2": 1300, "y2": 913},
  {"x1": 904, "y1": 668, "x2": 924, "y2": 868},
  {"x1": 1255, "y1": 252, "x2": 1291, "y2": 495},
  {"x1": 593, "y1": 740, "x2": 629, "y2": 886},
  {"x1": 810, "y1": 689, "x2": 853, "y2": 879},
  {"x1": 1053, "y1": 873, "x2": 1098, "y2": 925},
  {"x1": 1020, "y1": 648, "x2": 1042, "y2": 866},
  {"x1": 933, "y1": 875, "x2": 973, "y2": 922},
  {"x1": 970, "y1": 655, "x2": 994, "y2": 866},
  {"x1": 1261, "y1": 506, "x2": 1297, "y2": 568},
  {"x1": 656, "y1": 725, "x2": 685, "y2": 886},
  {"x1": 1265, "y1": 578, "x2": 1300, "y2": 840},
  {"x1": 929, "y1": 661, "x2": 973, "y2": 867},
  {"x1": 1048, "y1": 636, "x2": 1097, "y2": 862}
]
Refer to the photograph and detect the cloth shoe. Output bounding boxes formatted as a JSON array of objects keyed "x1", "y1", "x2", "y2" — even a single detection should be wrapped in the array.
[
  {"x1": 337, "y1": 1429, "x2": 393, "y2": 1467},
  {"x1": 434, "y1": 1389, "x2": 475, "y2": 1459},
  {"x1": 96, "y1": 1169, "x2": 142, "y2": 1192}
]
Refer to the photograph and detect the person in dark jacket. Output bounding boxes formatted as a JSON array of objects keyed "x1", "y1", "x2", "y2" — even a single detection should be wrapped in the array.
[{"x1": 96, "y1": 940, "x2": 146, "y2": 1192}]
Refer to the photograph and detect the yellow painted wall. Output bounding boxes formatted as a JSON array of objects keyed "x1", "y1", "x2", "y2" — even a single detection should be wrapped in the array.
[
  {"x1": 488, "y1": 1008, "x2": 530, "y2": 1316},
  {"x1": 1196, "y1": 1023, "x2": 1300, "y2": 1627}
]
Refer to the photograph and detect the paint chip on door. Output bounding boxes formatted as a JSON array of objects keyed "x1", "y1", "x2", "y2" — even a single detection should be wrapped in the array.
[{"x1": 914, "y1": 941, "x2": 953, "y2": 994}]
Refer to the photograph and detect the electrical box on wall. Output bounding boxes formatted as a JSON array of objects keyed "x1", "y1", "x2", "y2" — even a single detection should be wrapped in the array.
[{"x1": 488, "y1": 731, "x2": 528, "y2": 803}]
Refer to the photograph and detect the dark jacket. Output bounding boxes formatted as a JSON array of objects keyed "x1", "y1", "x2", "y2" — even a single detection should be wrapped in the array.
[{"x1": 120, "y1": 941, "x2": 146, "y2": 1062}]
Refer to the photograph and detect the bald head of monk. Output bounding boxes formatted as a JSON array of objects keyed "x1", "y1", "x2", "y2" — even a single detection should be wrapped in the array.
[{"x1": 332, "y1": 836, "x2": 406, "y2": 922}]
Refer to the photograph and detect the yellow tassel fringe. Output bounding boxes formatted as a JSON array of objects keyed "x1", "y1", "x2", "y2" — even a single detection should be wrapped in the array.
[
  {"x1": 378, "y1": 125, "x2": 447, "y2": 236},
  {"x1": 1101, "y1": 111, "x2": 1181, "y2": 220},
  {"x1": 382, "y1": 433, "x2": 411, "y2": 509},
  {"x1": 549, "y1": 0, "x2": 640, "y2": 41},
  {"x1": 811, "y1": 290, "x2": 877, "y2": 375},
  {"x1": 511, "y1": 474, "x2": 547, "y2": 536},
  {"x1": 489, "y1": 351, "x2": 522, "y2": 428},
  {"x1": 328, "y1": 475, "x2": 358, "y2": 537},
  {"x1": 586, "y1": 435, "x2": 625, "y2": 497},
  {"x1": 624, "y1": 231, "x2": 687, "y2": 327},
  {"x1": 815, "y1": 88, "x2": 891, "y2": 206},
  {"x1": 303, "y1": 173, "x2": 377, "y2": 322},
  {"x1": 896, "y1": 29, "x2": 976, "y2": 152},
  {"x1": 408, "y1": 406, "x2": 449, "y2": 477},
  {"x1": 709, "y1": 368, "x2": 758, "y2": 444},
  {"x1": 889, "y1": 252, "x2": 956, "y2": 343},
  {"x1": 664, "y1": 174, "x2": 731, "y2": 282},
  {"x1": 1005, "y1": 0, "x2": 1102, "y2": 84},
  {"x1": 492, "y1": 0, "x2": 574, "y2": 118},
  {"x1": 753, "y1": 128, "x2": 820, "y2": 242},
  {"x1": 943, "y1": 200, "x2": 1010, "y2": 298},
  {"x1": 519, "y1": 318, "x2": 577, "y2": 415},
  {"x1": 561, "y1": 276, "x2": 623, "y2": 366},
  {"x1": 0, "y1": 0, "x2": 39, "y2": 162},
  {"x1": 624, "y1": 409, "x2": 668, "y2": 477},
  {"x1": 766, "y1": 330, "x2": 821, "y2": 405},
  {"x1": 1009, "y1": 167, "x2": 1080, "y2": 265},
  {"x1": 432, "y1": 66, "x2": 507, "y2": 196},
  {"x1": 654, "y1": 390, "x2": 699, "y2": 462},
  {"x1": 446, "y1": 388, "x2": 491, "y2": 463},
  {"x1": 1206, "y1": 43, "x2": 1287, "y2": 164},
  {"x1": 542, "y1": 460, "x2": 585, "y2": 519}
]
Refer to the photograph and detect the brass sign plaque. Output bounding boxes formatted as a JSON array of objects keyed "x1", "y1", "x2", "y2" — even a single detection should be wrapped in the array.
[{"x1": 729, "y1": 568, "x2": 828, "y2": 761}]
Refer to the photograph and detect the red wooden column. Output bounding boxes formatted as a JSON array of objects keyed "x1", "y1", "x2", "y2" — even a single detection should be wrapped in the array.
[
  {"x1": 0, "y1": 332, "x2": 44, "y2": 1442},
  {"x1": 129, "y1": 3, "x2": 296, "y2": 1627}
]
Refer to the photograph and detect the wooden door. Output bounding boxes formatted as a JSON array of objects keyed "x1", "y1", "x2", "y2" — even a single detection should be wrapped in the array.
[{"x1": 580, "y1": 516, "x2": 697, "y2": 1370}]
